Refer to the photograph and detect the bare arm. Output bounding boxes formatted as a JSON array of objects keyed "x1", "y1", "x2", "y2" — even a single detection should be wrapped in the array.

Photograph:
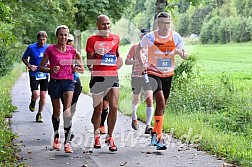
[
  {"x1": 39, "y1": 56, "x2": 50, "y2": 73},
  {"x1": 73, "y1": 51, "x2": 85, "y2": 74},
  {"x1": 22, "y1": 57, "x2": 37, "y2": 71},
  {"x1": 135, "y1": 43, "x2": 145, "y2": 70},
  {"x1": 125, "y1": 57, "x2": 138, "y2": 65},
  {"x1": 116, "y1": 56, "x2": 123, "y2": 69},
  {"x1": 86, "y1": 51, "x2": 96, "y2": 71},
  {"x1": 125, "y1": 45, "x2": 138, "y2": 65},
  {"x1": 176, "y1": 49, "x2": 188, "y2": 60}
]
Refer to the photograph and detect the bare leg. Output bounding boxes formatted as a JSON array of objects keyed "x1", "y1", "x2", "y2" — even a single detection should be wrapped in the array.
[
  {"x1": 91, "y1": 93, "x2": 104, "y2": 135},
  {"x1": 38, "y1": 90, "x2": 47, "y2": 113},
  {"x1": 107, "y1": 88, "x2": 119, "y2": 137}
]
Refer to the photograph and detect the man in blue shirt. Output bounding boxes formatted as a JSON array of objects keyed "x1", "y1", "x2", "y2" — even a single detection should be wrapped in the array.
[{"x1": 22, "y1": 31, "x2": 49, "y2": 123}]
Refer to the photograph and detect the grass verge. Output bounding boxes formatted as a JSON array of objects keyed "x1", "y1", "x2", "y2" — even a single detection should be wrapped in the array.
[{"x1": 0, "y1": 64, "x2": 22, "y2": 166}]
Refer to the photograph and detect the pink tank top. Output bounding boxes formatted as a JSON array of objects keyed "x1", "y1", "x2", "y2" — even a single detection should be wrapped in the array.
[{"x1": 45, "y1": 44, "x2": 76, "y2": 80}]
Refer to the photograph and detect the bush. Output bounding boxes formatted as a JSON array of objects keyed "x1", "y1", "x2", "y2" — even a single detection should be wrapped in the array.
[
  {"x1": 0, "y1": 64, "x2": 22, "y2": 166},
  {"x1": 0, "y1": 44, "x2": 14, "y2": 76}
]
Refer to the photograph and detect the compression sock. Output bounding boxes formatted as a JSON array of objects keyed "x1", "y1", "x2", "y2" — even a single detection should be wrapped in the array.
[
  {"x1": 154, "y1": 115, "x2": 164, "y2": 140},
  {"x1": 131, "y1": 102, "x2": 138, "y2": 120},
  {"x1": 51, "y1": 115, "x2": 60, "y2": 138},
  {"x1": 100, "y1": 108, "x2": 108, "y2": 126},
  {"x1": 64, "y1": 116, "x2": 72, "y2": 143},
  {"x1": 146, "y1": 107, "x2": 153, "y2": 126}
]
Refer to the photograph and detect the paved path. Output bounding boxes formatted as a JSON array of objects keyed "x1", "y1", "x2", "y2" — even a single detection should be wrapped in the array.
[{"x1": 11, "y1": 73, "x2": 224, "y2": 167}]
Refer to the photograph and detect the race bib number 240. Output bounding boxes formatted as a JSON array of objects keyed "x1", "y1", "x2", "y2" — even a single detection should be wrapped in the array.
[{"x1": 101, "y1": 53, "x2": 117, "y2": 66}]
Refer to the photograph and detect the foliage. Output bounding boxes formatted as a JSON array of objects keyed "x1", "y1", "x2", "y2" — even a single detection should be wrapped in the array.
[
  {"x1": 164, "y1": 44, "x2": 252, "y2": 166},
  {"x1": 189, "y1": 6, "x2": 212, "y2": 35},
  {"x1": 200, "y1": 15, "x2": 252, "y2": 44},
  {"x1": 12, "y1": 0, "x2": 77, "y2": 44},
  {"x1": 234, "y1": 0, "x2": 252, "y2": 17},
  {"x1": 0, "y1": 44, "x2": 15, "y2": 77},
  {"x1": 176, "y1": 14, "x2": 190, "y2": 36},
  {"x1": 0, "y1": 64, "x2": 22, "y2": 166},
  {"x1": 200, "y1": 15, "x2": 221, "y2": 44},
  {"x1": 113, "y1": 43, "x2": 252, "y2": 166},
  {"x1": 75, "y1": 0, "x2": 133, "y2": 31},
  {"x1": 173, "y1": 0, "x2": 252, "y2": 44},
  {"x1": 0, "y1": 1, "x2": 79, "y2": 76},
  {"x1": 232, "y1": 17, "x2": 251, "y2": 42}
]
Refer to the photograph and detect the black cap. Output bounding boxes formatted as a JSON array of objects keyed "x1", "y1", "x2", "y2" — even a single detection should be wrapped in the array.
[{"x1": 141, "y1": 28, "x2": 149, "y2": 34}]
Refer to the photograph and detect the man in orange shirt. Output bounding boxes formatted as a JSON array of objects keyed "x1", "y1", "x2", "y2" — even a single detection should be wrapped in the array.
[{"x1": 136, "y1": 12, "x2": 188, "y2": 150}]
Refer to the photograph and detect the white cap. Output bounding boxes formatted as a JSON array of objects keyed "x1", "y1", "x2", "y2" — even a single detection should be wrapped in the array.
[{"x1": 68, "y1": 34, "x2": 74, "y2": 41}]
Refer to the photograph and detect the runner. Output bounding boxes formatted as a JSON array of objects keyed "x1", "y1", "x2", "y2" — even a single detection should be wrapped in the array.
[
  {"x1": 39, "y1": 25, "x2": 84, "y2": 153},
  {"x1": 62, "y1": 34, "x2": 84, "y2": 141},
  {"x1": 136, "y1": 12, "x2": 188, "y2": 150},
  {"x1": 22, "y1": 31, "x2": 49, "y2": 123},
  {"x1": 86, "y1": 14, "x2": 122, "y2": 152},
  {"x1": 125, "y1": 28, "x2": 154, "y2": 134}
]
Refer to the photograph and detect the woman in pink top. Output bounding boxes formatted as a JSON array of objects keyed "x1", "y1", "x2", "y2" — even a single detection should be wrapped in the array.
[{"x1": 39, "y1": 25, "x2": 84, "y2": 153}]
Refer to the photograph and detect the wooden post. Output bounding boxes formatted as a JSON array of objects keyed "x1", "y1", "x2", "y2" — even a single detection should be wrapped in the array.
[{"x1": 74, "y1": 30, "x2": 82, "y2": 54}]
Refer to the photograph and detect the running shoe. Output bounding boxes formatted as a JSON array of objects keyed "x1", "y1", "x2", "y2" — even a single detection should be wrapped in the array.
[
  {"x1": 131, "y1": 119, "x2": 139, "y2": 130},
  {"x1": 150, "y1": 130, "x2": 157, "y2": 146},
  {"x1": 105, "y1": 136, "x2": 117, "y2": 152},
  {"x1": 64, "y1": 142, "x2": 73, "y2": 153},
  {"x1": 99, "y1": 126, "x2": 106, "y2": 134},
  {"x1": 36, "y1": 113, "x2": 43, "y2": 123},
  {"x1": 144, "y1": 125, "x2": 152, "y2": 134},
  {"x1": 156, "y1": 138, "x2": 167, "y2": 150},
  {"x1": 93, "y1": 135, "x2": 101, "y2": 148},
  {"x1": 53, "y1": 137, "x2": 61, "y2": 149},
  {"x1": 29, "y1": 101, "x2": 35, "y2": 112}
]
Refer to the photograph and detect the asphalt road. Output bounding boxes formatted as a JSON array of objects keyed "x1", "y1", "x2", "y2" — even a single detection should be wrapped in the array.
[{"x1": 11, "y1": 73, "x2": 225, "y2": 167}]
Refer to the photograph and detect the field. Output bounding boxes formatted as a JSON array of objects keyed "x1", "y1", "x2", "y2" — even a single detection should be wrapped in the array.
[{"x1": 189, "y1": 43, "x2": 252, "y2": 73}]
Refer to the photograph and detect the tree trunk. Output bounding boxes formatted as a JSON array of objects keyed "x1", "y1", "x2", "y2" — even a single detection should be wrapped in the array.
[{"x1": 153, "y1": 0, "x2": 168, "y2": 30}]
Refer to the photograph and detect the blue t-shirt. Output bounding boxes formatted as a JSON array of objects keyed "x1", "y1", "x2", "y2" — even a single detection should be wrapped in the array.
[{"x1": 22, "y1": 43, "x2": 49, "y2": 76}]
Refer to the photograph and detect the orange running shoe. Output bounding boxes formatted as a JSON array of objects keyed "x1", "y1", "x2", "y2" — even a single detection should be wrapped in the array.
[
  {"x1": 93, "y1": 136, "x2": 101, "y2": 148},
  {"x1": 105, "y1": 136, "x2": 117, "y2": 152},
  {"x1": 64, "y1": 143, "x2": 73, "y2": 153},
  {"x1": 53, "y1": 137, "x2": 61, "y2": 149},
  {"x1": 100, "y1": 126, "x2": 106, "y2": 134}
]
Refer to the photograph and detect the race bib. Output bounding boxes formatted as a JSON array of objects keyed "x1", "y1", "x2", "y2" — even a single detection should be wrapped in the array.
[
  {"x1": 35, "y1": 72, "x2": 47, "y2": 80},
  {"x1": 101, "y1": 53, "x2": 117, "y2": 66},
  {"x1": 157, "y1": 58, "x2": 172, "y2": 70}
]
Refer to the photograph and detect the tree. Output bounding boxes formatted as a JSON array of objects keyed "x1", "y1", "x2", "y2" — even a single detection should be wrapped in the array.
[
  {"x1": 11, "y1": 0, "x2": 77, "y2": 44},
  {"x1": 75, "y1": 0, "x2": 132, "y2": 31},
  {"x1": 153, "y1": 0, "x2": 204, "y2": 30}
]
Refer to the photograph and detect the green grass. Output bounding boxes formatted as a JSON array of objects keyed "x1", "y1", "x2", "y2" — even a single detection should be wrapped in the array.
[
  {"x1": 0, "y1": 63, "x2": 23, "y2": 166},
  {"x1": 187, "y1": 43, "x2": 252, "y2": 73},
  {"x1": 80, "y1": 42, "x2": 252, "y2": 166}
]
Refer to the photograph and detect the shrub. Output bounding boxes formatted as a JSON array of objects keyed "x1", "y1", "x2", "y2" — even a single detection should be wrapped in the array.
[{"x1": 0, "y1": 44, "x2": 13, "y2": 76}]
